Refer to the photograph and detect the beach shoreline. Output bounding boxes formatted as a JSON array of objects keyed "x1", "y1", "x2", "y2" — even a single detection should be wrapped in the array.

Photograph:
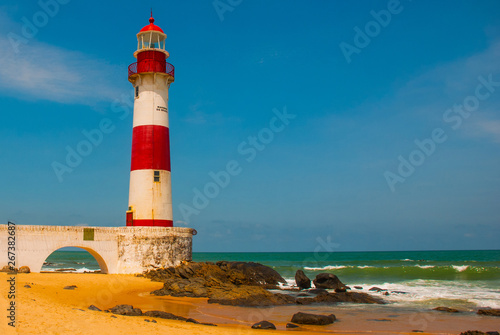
[{"x1": 1, "y1": 272, "x2": 498, "y2": 335}]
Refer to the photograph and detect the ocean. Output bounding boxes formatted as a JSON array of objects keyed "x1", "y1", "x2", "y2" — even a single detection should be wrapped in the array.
[{"x1": 42, "y1": 249, "x2": 500, "y2": 310}]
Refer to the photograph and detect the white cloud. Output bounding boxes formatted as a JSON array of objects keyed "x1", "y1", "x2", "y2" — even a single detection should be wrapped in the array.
[{"x1": 0, "y1": 10, "x2": 124, "y2": 106}]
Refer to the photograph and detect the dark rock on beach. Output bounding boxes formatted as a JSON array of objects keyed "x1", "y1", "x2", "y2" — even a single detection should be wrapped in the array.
[
  {"x1": 251, "y1": 321, "x2": 276, "y2": 329},
  {"x1": 477, "y1": 308, "x2": 500, "y2": 316},
  {"x1": 354, "y1": 286, "x2": 363, "y2": 290},
  {"x1": 18, "y1": 266, "x2": 31, "y2": 273},
  {"x1": 88, "y1": 305, "x2": 101, "y2": 311},
  {"x1": 63, "y1": 285, "x2": 77, "y2": 290},
  {"x1": 369, "y1": 287, "x2": 387, "y2": 292},
  {"x1": 147, "y1": 261, "x2": 286, "y2": 298},
  {"x1": 1, "y1": 265, "x2": 17, "y2": 273},
  {"x1": 313, "y1": 273, "x2": 347, "y2": 292},
  {"x1": 295, "y1": 270, "x2": 311, "y2": 289},
  {"x1": 460, "y1": 331, "x2": 500, "y2": 335},
  {"x1": 286, "y1": 323, "x2": 300, "y2": 328},
  {"x1": 307, "y1": 288, "x2": 328, "y2": 295},
  {"x1": 297, "y1": 291, "x2": 385, "y2": 305},
  {"x1": 110, "y1": 304, "x2": 142, "y2": 316},
  {"x1": 208, "y1": 286, "x2": 296, "y2": 306},
  {"x1": 433, "y1": 306, "x2": 460, "y2": 313},
  {"x1": 24, "y1": 285, "x2": 31, "y2": 288},
  {"x1": 143, "y1": 310, "x2": 186, "y2": 321},
  {"x1": 291, "y1": 312, "x2": 336, "y2": 325}
]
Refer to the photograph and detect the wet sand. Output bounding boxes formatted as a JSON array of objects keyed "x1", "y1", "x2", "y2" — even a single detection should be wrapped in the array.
[{"x1": 0, "y1": 273, "x2": 497, "y2": 334}]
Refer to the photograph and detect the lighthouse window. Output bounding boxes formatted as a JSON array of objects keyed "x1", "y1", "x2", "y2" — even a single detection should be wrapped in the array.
[
  {"x1": 154, "y1": 171, "x2": 160, "y2": 182},
  {"x1": 135, "y1": 86, "x2": 139, "y2": 98}
]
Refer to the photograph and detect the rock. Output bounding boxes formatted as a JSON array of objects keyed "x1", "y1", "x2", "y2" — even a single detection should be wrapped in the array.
[
  {"x1": 63, "y1": 285, "x2": 77, "y2": 290},
  {"x1": 143, "y1": 310, "x2": 187, "y2": 321},
  {"x1": 110, "y1": 315, "x2": 117, "y2": 318},
  {"x1": 186, "y1": 318, "x2": 199, "y2": 324},
  {"x1": 110, "y1": 304, "x2": 142, "y2": 316},
  {"x1": 286, "y1": 323, "x2": 299, "y2": 328},
  {"x1": 24, "y1": 285, "x2": 31, "y2": 288},
  {"x1": 433, "y1": 306, "x2": 460, "y2": 313},
  {"x1": 312, "y1": 273, "x2": 347, "y2": 292},
  {"x1": 291, "y1": 312, "x2": 336, "y2": 325},
  {"x1": 307, "y1": 288, "x2": 328, "y2": 295},
  {"x1": 56, "y1": 268, "x2": 77, "y2": 272},
  {"x1": 18, "y1": 266, "x2": 30, "y2": 273},
  {"x1": 0, "y1": 265, "x2": 16, "y2": 272},
  {"x1": 367, "y1": 318, "x2": 392, "y2": 321},
  {"x1": 354, "y1": 286, "x2": 363, "y2": 290},
  {"x1": 295, "y1": 270, "x2": 311, "y2": 290},
  {"x1": 391, "y1": 291, "x2": 408, "y2": 294},
  {"x1": 207, "y1": 286, "x2": 296, "y2": 307},
  {"x1": 477, "y1": 308, "x2": 500, "y2": 316},
  {"x1": 216, "y1": 261, "x2": 287, "y2": 287},
  {"x1": 369, "y1": 287, "x2": 386, "y2": 292},
  {"x1": 297, "y1": 291, "x2": 385, "y2": 305},
  {"x1": 383, "y1": 292, "x2": 390, "y2": 296},
  {"x1": 151, "y1": 320, "x2": 157, "y2": 323},
  {"x1": 144, "y1": 319, "x2": 150, "y2": 322},
  {"x1": 251, "y1": 321, "x2": 276, "y2": 329},
  {"x1": 148, "y1": 261, "x2": 286, "y2": 300},
  {"x1": 88, "y1": 305, "x2": 101, "y2": 311}
]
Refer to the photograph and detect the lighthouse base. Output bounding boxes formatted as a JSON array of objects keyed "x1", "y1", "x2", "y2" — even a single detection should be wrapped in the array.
[{"x1": 0, "y1": 225, "x2": 194, "y2": 274}]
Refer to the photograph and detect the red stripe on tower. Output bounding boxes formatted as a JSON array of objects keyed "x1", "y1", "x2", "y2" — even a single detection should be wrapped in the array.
[{"x1": 131, "y1": 125, "x2": 171, "y2": 171}]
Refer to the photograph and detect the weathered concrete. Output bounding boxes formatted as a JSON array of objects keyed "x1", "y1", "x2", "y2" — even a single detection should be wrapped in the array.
[{"x1": 0, "y1": 225, "x2": 194, "y2": 274}]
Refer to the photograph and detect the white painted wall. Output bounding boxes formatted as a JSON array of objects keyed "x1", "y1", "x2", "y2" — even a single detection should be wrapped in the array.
[{"x1": 0, "y1": 225, "x2": 193, "y2": 274}]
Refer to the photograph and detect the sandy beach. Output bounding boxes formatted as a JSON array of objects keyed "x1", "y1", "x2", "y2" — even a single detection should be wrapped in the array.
[{"x1": 1, "y1": 272, "x2": 498, "y2": 335}]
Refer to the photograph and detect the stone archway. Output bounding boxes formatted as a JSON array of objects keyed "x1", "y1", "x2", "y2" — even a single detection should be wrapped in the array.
[{"x1": 40, "y1": 246, "x2": 109, "y2": 274}]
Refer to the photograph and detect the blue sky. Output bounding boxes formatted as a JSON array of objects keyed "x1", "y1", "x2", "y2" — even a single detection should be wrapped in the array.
[{"x1": 1, "y1": 0, "x2": 499, "y2": 252}]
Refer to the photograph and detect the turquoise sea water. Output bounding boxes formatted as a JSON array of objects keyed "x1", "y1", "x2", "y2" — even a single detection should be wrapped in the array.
[{"x1": 43, "y1": 249, "x2": 500, "y2": 309}]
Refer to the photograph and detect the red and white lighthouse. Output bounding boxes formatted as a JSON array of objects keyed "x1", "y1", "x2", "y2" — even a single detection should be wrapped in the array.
[{"x1": 126, "y1": 14, "x2": 175, "y2": 227}]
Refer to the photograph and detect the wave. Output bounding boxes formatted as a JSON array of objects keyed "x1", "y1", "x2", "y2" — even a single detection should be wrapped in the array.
[
  {"x1": 301, "y1": 264, "x2": 500, "y2": 281},
  {"x1": 452, "y1": 265, "x2": 469, "y2": 272}
]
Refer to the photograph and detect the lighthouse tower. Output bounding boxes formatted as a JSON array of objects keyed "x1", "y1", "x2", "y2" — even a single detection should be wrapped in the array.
[{"x1": 126, "y1": 14, "x2": 175, "y2": 227}]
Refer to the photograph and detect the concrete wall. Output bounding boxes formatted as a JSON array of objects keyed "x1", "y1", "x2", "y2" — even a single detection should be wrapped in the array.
[{"x1": 0, "y1": 225, "x2": 194, "y2": 274}]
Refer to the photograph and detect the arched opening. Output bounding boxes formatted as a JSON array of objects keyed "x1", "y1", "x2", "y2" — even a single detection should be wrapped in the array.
[{"x1": 41, "y1": 247, "x2": 109, "y2": 274}]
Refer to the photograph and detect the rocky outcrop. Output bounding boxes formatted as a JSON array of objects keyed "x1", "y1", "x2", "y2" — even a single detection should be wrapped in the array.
[
  {"x1": 295, "y1": 270, "x2": 311, "y2": 289},
  {"x1": 291, "y1": 312, "x2": 336, "y2": 325},
  {"x1": 208, "y1": 286, "x2": 296, "y2": 307},
  {"x1": 251, "y1": 321, "x2": 276, "y2": 329},
  {"x1": 297, "y1": 291, "x2": 385, "y2": 305},
  {"x1": 312, "y1": 273, "x2": 347, "y2": 292},
  {"x1": 477, "y1": 308, "x2": 500, "y2": 316},
  {"x1": 147, "y1": 261, "x2": 383, "y2": 307},
  {"x1": 433, "y1": 306, "x2": 460, "y2": 313},
  {"x1": 143, "y1": 310, "x2": 186, "y2": 321},
  {"x1": 460, "y1": 331, "x2": 499, "y2": 335},
  {"x1": 110, "y1": 305, "x2": 142, "y2": 316}
]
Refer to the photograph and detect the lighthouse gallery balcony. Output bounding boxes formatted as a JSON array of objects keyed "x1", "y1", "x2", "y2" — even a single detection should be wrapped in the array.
[{"x1": 128, "y1": 60, "x2": 175, "y2": 79}]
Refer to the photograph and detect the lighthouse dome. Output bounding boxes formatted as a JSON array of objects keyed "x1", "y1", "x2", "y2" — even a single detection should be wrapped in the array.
[{"x1": 139, "y1": 16, "x2": 164, "y2": 33}]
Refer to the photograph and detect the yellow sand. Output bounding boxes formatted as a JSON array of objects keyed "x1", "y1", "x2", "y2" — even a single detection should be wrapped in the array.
[{"x1": 0, "y1": 273, "x2": 494, "y2": 335}]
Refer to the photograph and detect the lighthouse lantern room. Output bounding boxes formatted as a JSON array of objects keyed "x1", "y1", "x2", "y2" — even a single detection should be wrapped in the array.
[{"x1": 126, "y1": 14, "x2": 175, "y2": 227}]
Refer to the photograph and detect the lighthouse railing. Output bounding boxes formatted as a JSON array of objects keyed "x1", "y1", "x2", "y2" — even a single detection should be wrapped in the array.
[{"x1": 128, "y1": 61, "x2": 175, "y2": 78}]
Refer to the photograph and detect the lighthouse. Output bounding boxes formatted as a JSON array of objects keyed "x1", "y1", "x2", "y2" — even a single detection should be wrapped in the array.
[{"x1": 126, "y1": 14, "x2": 174, "y2": 227}]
